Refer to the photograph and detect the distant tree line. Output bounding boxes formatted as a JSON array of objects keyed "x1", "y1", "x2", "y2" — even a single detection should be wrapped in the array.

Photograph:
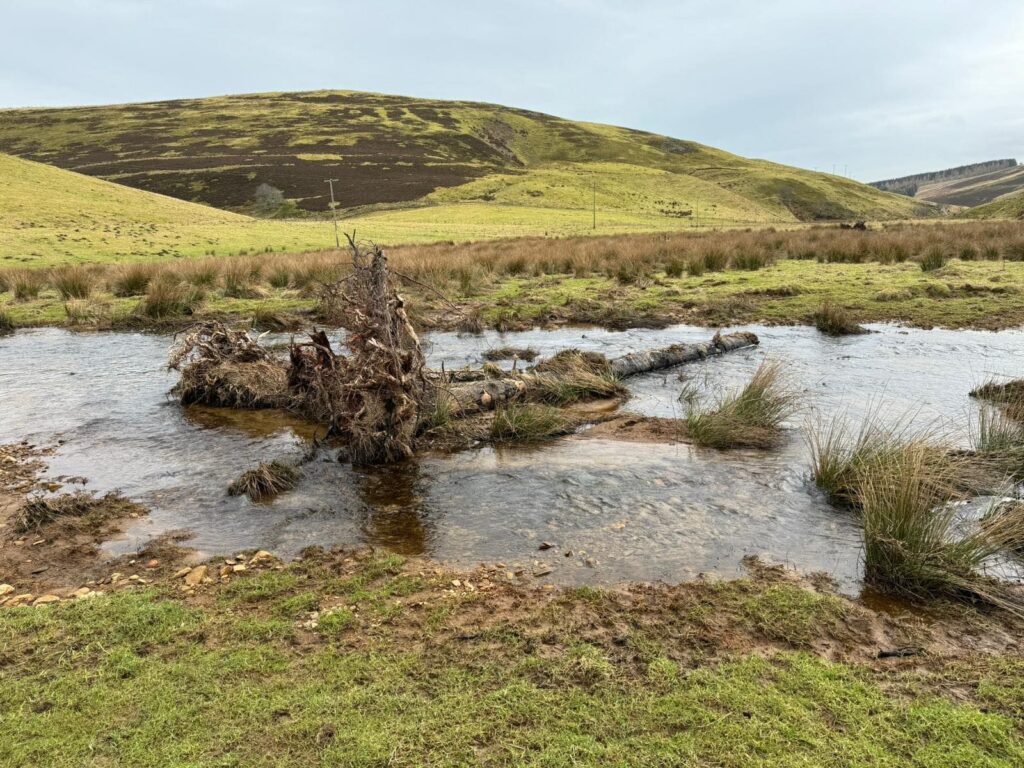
[{"x1": 870, "y1": 159, "x2": 1018, "y2": 197}]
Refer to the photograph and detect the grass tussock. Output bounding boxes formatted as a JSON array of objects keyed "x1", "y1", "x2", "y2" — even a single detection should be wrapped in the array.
[
  {"x1": 50, "y1": 266, "x2": 94, "y2": 300},
  {"x1": 9, "y1": 269, "x2": 44, "y2": 300},
  {"x1": 418, "y1": 388, "x2": 457, "y2": 433},
  {"x1": 482, "y1": 346, "x2": 538, "y2": 362},
  {"x1": 138, "y1": 277, "x2": 204, "y2": 319},
  {"x1": 971, "y1": 378, "x2": 1024, "y2": 422},
  {"x1": 686, "y1": 360, "x2": 797, "y2": 449},
  {"x1": 526, "y1": 350, "x2": 624, "y2": 405},
  {"x1": 228, "y1": 461, "x2": 300, "y2": 502},
  {"x1": 809, "y1": 413, "x2": 1024, "y2": 610},
  {"x1": 111, "y1": 262, "x2": 156, "y2": 297},
  {"x1": 858, "y1": 443, "x2": 1024, "y2": 609},
  {"x1": 491, "y1": 403, "x2": 572, "y2": 443},
  {"x1": 811, "y1": 301, "x2": 867, "y2": 336},
  {"x1": 0, "y1": 306, "x2": 13, "y2": 334}
]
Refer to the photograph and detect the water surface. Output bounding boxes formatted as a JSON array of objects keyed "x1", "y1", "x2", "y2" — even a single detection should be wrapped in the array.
[{"x1": 3, "y1": 324, "x2": 1022, "y2": 590}]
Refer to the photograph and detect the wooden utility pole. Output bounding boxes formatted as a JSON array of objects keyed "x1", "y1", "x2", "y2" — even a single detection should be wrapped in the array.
[
  {"x1": 325, "y1": 179, "x2": 340, "y2": 248},
  {"x1": 592, "y1": 176, "x2": 597, "y2": 229}
]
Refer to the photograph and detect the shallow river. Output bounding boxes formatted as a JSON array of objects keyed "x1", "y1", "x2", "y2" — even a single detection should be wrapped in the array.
[{"x1": 3, "y1": 324, "x2": 1023, "y2": 591}]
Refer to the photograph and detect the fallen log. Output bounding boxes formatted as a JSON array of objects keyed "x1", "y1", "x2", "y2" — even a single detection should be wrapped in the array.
[
  {"x1": 436, "y1": 331, "x2": 759, "y2": 415},
  {"x1": 608, "y1": 331, "x2": 759, "y2": 378}
]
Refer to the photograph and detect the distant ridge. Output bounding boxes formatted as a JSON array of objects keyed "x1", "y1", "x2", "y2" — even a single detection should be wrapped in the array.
[{"x1": 870, "y1": 159, "x2": 1024, "y2": 207}]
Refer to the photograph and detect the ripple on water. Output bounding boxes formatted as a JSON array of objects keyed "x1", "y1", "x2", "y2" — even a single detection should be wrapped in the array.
[{"x1": 2, "y1": 323, "x2": 1023, "y2": 590}]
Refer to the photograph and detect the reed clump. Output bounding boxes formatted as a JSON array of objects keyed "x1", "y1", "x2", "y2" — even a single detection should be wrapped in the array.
[
  {"x1": 111, "y1": 262, "x2": 156, "y2": 297},
  {"x1": 50, "y1": 266, "x2": 94, "y2": 300},
  {"x1": 491, "y1": 403, "x2": 572, "y2": 443},
  {"x1": 527, "y1": 350, "x2": 625, "y2": 405},
  {"x1": 808, "y1": 414, "x2": 1024, "y2": 610},
  {"x1": 138, "y1": 277, "x2": 204, "y2": 319},
  {"x1": 685, "y1": 360, "x2": 797, "y2": 449},
  {"x1": 228, "y1": 461, "x2": 300, "y2": 502},
  {"x1": 811, "y1": 301, "x2": 867, "y2": 336}
]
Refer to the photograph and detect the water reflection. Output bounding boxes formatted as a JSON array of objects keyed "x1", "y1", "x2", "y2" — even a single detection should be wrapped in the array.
[{"x1": 353, "y1": 460, "x2": 435, "y2": 555}]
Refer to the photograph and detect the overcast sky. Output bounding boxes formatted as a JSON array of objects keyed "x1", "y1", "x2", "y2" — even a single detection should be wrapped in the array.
[{"x1": 2, "y1": 0, "x2": 1022, "y2": 180}]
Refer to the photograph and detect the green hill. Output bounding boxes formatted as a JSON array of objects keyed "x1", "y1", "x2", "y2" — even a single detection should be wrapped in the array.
[
  {"x1": 962, "y1": 189, "x2": 1024, "y2": 220},
  {"x1": 0, "y1": 90, "x2": 932, "y2": 227},
  {"x1": 0, "y1": 153, "x2": 332, "y2": 265}
]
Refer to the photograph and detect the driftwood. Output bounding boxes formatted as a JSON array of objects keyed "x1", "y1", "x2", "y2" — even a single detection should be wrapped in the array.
[
  {"x1": 609, "y1": 331, "x2": 759, "y2": 378},
  {"x1": 436, "y1": 331, "x2": 759, "y2": 415}
]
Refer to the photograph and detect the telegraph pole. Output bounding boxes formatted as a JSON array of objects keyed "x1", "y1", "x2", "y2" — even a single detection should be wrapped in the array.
[
  {"x1": 325, "y1": 178, "x2": 340, "y2": 248},
  {"x1": 592, "y1": 176, "x2": 597, "y2": 229}
]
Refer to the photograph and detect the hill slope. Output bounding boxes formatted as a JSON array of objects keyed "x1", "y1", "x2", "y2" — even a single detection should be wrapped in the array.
[
  {"x1": 962, "y1": 189, "x2": 1024, "y2": 219},
  {"x1": 0, "y1": 153, "x2": 332, "y2": 264},
  {"x1": 0, "y1": 90, "x2": 930, "y2": 225},
  {"x1": 871, "y1": 160, "x2": 1024, "y2": 207}
]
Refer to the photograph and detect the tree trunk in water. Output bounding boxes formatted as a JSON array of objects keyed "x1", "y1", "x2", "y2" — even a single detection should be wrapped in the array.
[
  {"x1": 438, "y1": 331, "x2": 758, "y2": 415},
  {"x1": 608, "y1": 331, "x2": 759, "y2": 378}
]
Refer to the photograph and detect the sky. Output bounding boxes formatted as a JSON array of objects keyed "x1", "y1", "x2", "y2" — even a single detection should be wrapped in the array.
[{"x1": 2, "y1": 0, "x2": 1022, "y2": 181}]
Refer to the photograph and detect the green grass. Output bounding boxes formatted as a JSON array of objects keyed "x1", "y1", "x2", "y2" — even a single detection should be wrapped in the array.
[
  {"x1": 1, "y1": 577, "x2": 1023, "y2": 766},
  {"x1": 686, "y1": 360, "x2": 797, "y2": 448}
]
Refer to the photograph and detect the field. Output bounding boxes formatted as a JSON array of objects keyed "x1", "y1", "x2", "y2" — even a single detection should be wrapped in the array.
[
  {"x1": 1, "y1": 152, "x2": 883, "y2": 268},
  {"x1": 4, "y1": 219, "x2": 1024, "y2": 331},
  {"x1": 2, "y1": 548, "x2": 1023, "y2": 767},
  {"x1": 0, "y1": 90, "x2": 931, "y2": 225}
]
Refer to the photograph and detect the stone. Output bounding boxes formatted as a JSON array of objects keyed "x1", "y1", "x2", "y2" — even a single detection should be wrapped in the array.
[
  {"x1": 219, "y1": 565, "x2": 233, "y2": 578},
  {"x1": 232, "y1": 564, "x2": 246, "y2": 573},
  {"x1": 0, "y1": 584, "x2": 14, "y2": 597},
  {"x1": 184, "y1": 565, "x2": 207, "y2": 587},
  {"x1": 32, "y1": 594, "x2": 61, "y2": 606},
  {"x1": 533, "y1": 567, "x2": 552, "y2": 578},
  {"x1": 538, "y1": 542, "x2": 554, "y2": 551},
  {"x1": 173, "y1": 567, "x2": 191, "y2": 578},
  {"x1": 250, "y1": 550, "x2": 275, "y2": 565},
  {"x1": 146, "y1": 559, "x2": 160, "y2": 569},
  {"x1": 72, "y1": 587, "x2": 92, "y2": 599},
  {"x1": 8, "y1": 593, "x2": 35, "y2": 607}
]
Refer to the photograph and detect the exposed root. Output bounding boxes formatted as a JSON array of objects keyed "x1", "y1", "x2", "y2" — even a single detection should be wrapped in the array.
[
  {"x1": 168, "y1": 321, "x2": 288, "y2": 408},
  {"x1": 297, "y1": 238, "x2": 428, "y2": 465}
]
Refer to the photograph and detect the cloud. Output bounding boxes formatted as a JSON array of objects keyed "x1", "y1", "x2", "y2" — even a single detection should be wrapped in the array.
[{"x1": 2, "y1": 0, "x2": 1020, "y2": 179}]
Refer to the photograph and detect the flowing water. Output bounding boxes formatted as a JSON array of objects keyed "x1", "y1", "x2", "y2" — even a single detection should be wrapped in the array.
[{"x1": 3, "y1": 324, "x2": 1023, "y2": 591}]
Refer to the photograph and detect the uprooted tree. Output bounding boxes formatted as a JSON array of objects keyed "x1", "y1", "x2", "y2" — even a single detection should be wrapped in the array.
[
  {"x1": 169, "y1": 238, "x2": 760, "y2": 465},
  {"x1": 289, "y1": 237, "x2": 428, "y2": 464}
]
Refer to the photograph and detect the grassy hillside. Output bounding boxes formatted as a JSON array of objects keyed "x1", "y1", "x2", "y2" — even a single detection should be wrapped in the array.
[
  {"x1": 963, "y1": 189, "x2": 1024, "y2": 220},
  {"x1": 0, "y1": 153, "x2": 335, "y2": 265},
  {"x1": 0, "y1": 90, "x2": 931, "y2": 227},
  {"x1": 3, "y1": 153, "x2": 810, "y2": 267}
]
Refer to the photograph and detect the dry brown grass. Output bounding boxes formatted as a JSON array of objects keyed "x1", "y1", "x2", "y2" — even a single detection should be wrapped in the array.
[
  {"x1": 5, "y1": 221, "x2": 1024, "y2": 305},
  {"x1": 228, "y1": 461, "x2": 300, "y2": 501}
]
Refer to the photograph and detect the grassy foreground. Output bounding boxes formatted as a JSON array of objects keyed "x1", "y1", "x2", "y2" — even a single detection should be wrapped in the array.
[
  {"x1": 2, "y1": 550, "x2": 1023, "y2": 767},
  {"x1": 4, "y1": 221, "x2": 1024, "y2": 331}
]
